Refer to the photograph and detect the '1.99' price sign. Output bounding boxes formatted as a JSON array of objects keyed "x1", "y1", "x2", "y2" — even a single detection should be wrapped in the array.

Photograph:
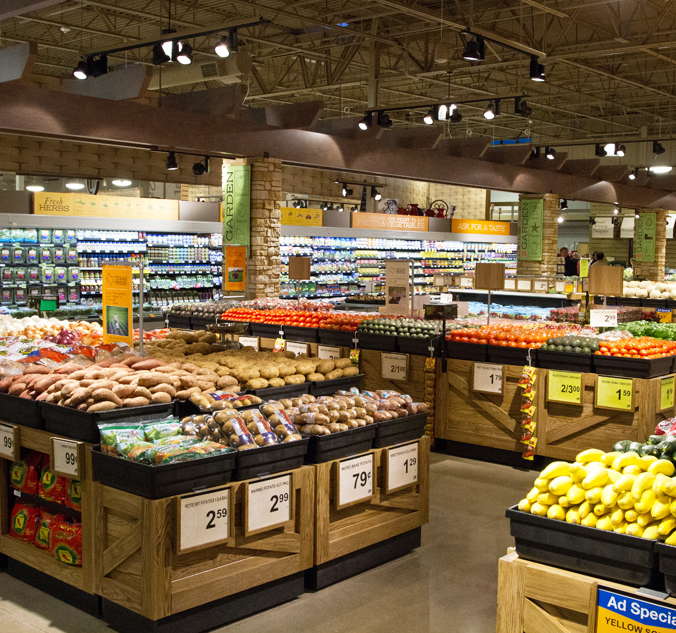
[
  {"x1": 245, "y1": 474, "x2": 292, "y2": 536},
  {"x1": 177, "y1": 488, "x2": 231, "y2": 553}
]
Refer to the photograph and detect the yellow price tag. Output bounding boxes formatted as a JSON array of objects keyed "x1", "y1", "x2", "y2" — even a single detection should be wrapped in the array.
[
  {"x1": 596, "y1": 376, "x2": 633, "y2": 411},
  {"x1": 547, "y1": 371, "x2": 583, "y2": 405},
  {"x1": 564, "y1": 281, "x2": 575, "y2": 294},
  {"x1": 661, "y1": 376, "x2": 675, "y2": 412}
]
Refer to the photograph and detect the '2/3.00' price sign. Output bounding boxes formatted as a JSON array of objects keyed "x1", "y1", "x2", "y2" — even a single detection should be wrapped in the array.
[
  {"x1": 50, "y1": 438, "x2": 79, "y2": 479},
  {"x1": 473, "y1": 363, "x2": 504, "y2": 395},
  {"x1": 0, "y1": 423, "x2": 20, "y2": 461},
  {"x1": 336, "y1": 453, "x2": 374, "y2": 509},
  {"x1": 245, "y1": 474, "x2": 292, "y2": 536},
  {"x1": 177, "y1": 488, "x2": 231, "y2": 553},
  {"x1": 547, "y1": 370, "x2": 583, "y2": 405},
  {"x1": 385, "y1": 442, "x2": 419, "y2": 494},
  {"x1": 381, "y1": 352, "x2": 408, "y2": 381},
  {"x1": 596, "y1": 376, "x2": 634, "y2": 411}
]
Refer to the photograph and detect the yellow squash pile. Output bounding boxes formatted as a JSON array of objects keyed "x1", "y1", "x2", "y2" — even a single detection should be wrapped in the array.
[{"x1": 519, "y1": 449, "x2": 676, "y2": 542}]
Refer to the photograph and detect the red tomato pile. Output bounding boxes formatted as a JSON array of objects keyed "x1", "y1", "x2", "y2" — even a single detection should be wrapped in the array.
[
  {"x1": 221, "y1": 307, "x2": 333, "y2": 328},
  {"x1": 319, "y1": 314, "x2": 374, "y2": 332},
  {"x1": 596, "y1": 338, "x2": 676, "y2": 359},
  {"x1": 448, "y1": 324, "x2": 575, "y2": 349}
]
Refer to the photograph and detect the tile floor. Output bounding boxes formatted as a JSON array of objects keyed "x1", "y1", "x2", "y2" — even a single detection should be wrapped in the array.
[{"x1": 0, "y1": 452, "x2": 536, "y2": 633}]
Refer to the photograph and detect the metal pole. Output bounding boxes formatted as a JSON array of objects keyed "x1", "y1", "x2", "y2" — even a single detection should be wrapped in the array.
[
  {"x1": 138, "y1": 262, "x2": 144, "y2": 355},
  {"x1": 487, "y1": 289, "x2": 491, "y2": 326}
]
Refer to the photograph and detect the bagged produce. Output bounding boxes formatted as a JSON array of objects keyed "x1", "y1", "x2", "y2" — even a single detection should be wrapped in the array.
[
  {"x1": 35, "y1": 510, "x2": 67, "y2": 551},
  {"x1": 52, "y1": 522, "x2": 83, "y2": 566},
  {"x1": 65, "y1": 479, "x2": 82, "y2": 511},
  {"x1": 39, "y1": 454, "x2": 68, "y2": 504},
  {"x1": 10, "y1": 450, "x2": 43, "y2": 494},
  {"x1": 10, "y1": 503, "x2": 40, "y2": 542}
]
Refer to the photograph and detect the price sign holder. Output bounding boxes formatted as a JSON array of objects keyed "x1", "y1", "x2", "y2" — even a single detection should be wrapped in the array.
[
  {"x1": 589, "y1": 309, "x2": 618, "y2": 328},
  {"x1": 318, "y1": 345, "x2": 341, "y2": 360},
  {"x1": 595, "y1": 376, "x2": 635, "y2": 412},
  {"x1": 381, "y1": 352, "x2": 408, "y2": 381},
  {"x1": 384, "y1": 442, "x2": 420, "y2": 494},
  {"x1": 176, "y1": 486, "x2": 234, "y2": 554},
  {"x1": 472, "y1": 363, "x2": 505, "y2": 396},
  {"x1": 286, "y1": 341, "x2": 309, "y2": 357},
  {"x1": 335, "y1": 453, "x2": 375, "y2": 510},
  {"x1": 0, "y1": 423, "x2": 20, "y2": 461},
  {"x1": 244, "y1": 474, "x2": 294, "y2": 537},
  {"x1": 239, "y1": 336, "x2": 260, "y2": 351},
  {"x1": 660, "y1": 375, "x2": 676, "y2": 412},
  {"x1": 547, "y1": 371, "x2": 583, "y2": 405},
  {"x1": 50, "y1": 438, "x2": 82, "y2": 479}
]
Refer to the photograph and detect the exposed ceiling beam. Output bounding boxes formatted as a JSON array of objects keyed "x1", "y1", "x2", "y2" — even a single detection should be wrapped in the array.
[{"x1": 0, "y1": 0, "x2": 63, "y2": 21}]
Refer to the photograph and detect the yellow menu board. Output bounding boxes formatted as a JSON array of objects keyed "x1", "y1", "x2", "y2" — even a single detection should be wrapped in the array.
[{"x1": 34, "y1": 192, "x2": 179, "y2": 221}]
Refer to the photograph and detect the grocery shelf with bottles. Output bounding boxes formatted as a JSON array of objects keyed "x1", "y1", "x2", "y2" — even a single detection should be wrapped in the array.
[{"x1": 280, "y1": 235, "x2": 517, "y2": 299}]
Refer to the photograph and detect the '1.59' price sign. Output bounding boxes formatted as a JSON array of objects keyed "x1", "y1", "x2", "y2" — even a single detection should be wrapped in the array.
[
  {"x1": 0, "y1": 423, "x2": 20, "y2": 461},
  {"x1": 596, "y1": 376, "x2": 634, "y2": 411},
  {"x1": 245, "y1": 474, "x2": 292, "y2": 536},
  {"x1": 336, "y1": 454, "x2": 374, "y2": 509},
  {"x1": 177, "y1": 488, "x2": 231, "y2": 553},
  {"x1": 381, "y1": 353, "x2": 408, "y2": 381}
]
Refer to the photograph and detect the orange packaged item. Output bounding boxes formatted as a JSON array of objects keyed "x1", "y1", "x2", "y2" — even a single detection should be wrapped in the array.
[{"x1": 10, "y1": 503, "x2": 40, "y2": 543}]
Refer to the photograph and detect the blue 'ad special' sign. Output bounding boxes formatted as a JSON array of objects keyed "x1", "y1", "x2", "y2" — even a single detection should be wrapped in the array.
[{"x1": 597, "y1": 588, "x2": 676, "y2": 632}]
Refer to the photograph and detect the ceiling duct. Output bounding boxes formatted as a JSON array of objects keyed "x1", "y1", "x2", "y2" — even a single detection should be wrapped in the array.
[{"x1": 148, "y1": 53, "x2": 251, "y2": 90}]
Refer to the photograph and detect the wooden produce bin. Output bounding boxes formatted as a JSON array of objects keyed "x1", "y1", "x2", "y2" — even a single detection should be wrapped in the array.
[
  {"x1": 435, "y1": 359, "x2": 538, "y2": 452},
  {"x1": 361, "y1": 349, "x2": 430, "y2": 402},
  {"x1": 539, "y1": 370, "x2": 670, "y2": 460},
  {"x1": 92, "y1": 465, "x2": 315, "y2": 626},
  {"x1": 0, "y1": 426, "x2": 97, "y2": 606},
  {"x1": 497, "y1": 551, "x2": 676, "y2": 633},
  {"x1": 310, "y1": 436, "x2": 430, "y2": 589}
]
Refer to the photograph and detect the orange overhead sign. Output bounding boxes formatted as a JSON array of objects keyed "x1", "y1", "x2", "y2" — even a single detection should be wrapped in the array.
[
  {"x1": 451, "y1": 219, "x2": 511, "y2": 236},
  {"x1": 280, "y1": 207, "x2": 323, "y2": 226},
  {"x1": 352, "y1": 213, "x2": 428, "y2": 232}
]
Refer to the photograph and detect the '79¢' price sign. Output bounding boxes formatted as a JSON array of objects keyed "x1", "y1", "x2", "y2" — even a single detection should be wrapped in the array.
[{"x1": 176, "y1": 487, "x2": 232, "y2": 553}]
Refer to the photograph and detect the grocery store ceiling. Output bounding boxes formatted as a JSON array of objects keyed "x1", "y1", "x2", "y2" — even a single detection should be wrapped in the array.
[{"x1": 3, "y1": 0, "x2": 676, "y2": 150}]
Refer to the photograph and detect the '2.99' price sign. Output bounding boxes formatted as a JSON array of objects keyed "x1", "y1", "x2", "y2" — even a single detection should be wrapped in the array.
[
  {"x1": 336, "y1": 454, "x2": 374, "y2": 509},
  {"x1": 0, "y1": 423, "x2": 20, "y2": 461},
  {"x1": 50, "y1": 438, "x2": 80, "y2": 479},
  {"x1": 244, "y1": 474, "x2": 293, "y2": 536},
  {"x1": 177, "y1": 488, "x2": 232, "y2": 553}
]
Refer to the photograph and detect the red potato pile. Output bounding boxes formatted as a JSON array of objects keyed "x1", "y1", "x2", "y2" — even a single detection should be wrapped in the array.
[{"x1": 0, "y1": 356, "x2": 240, "y2": 413}]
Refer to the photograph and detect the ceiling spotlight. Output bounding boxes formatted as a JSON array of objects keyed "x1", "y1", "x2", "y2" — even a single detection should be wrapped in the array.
[
  {"x1": 161, "y1": 29, "x2": 178, "y2": 58},
  {"x1": 463, "y1": 35, "x2": 484, "y2": 61},
  {"x1": 423, "y1": 108, "x2": 435, "y2": 125},
  {"x1": 595, "y1": 144, "x2": 607, "y2": 157},
  {"x1": 65, "y1": 181, "x2": 85, "y2": 190},
  {"x1": 603, "y1": 142, "x2": 617, "y2": 157},
  {"x1": 336, "y1": 204, "x2": 344, "y2": 212},
  {"x1": 654, "y1": 140, "x2": 666, "y2": 155},
  {"x1": 649, "y1": 165, "x2": 672, "y2": 174},
  {"x1": 515, "y1": 97, "x2": 532, "y2": 118},
  {"x1": 359, "y1": 112, "x2": 373, "y2": 130},
  {"x1": 635, "y1": 212, "x2": 640, "y2": 219},
  {"x1": 560, "y1": 199, "x2": 568, "y2": 211},
  {"x1": 215, "y1": 35, "x2": 230, "y2": 58},
  {"x1": 613, "y1": 206, "x2": 620, "y2": 215},
  {"x1": 484, "y1": 100, "x2": 498, "y2": 120},
  {"x1": 438, "y1": 104, "x2": 448, "y2": 121},
  {"x1": 176, "y1": 42, "x2": 192, "y2": 65},
  {"x1": 529, "y1": 56, "x2": 545, "y2": 81},
  {"x1": 629, "y1": 168, "x2": 637, "y2": 180},
  {"x1": 449, "y1": 105, "x2": 462, "y2": 123},
  {"x1": 342, "y1": 183, "x2": 353, "y2": 197},
  {"x1": 616, "y1": 144, "x2": 626, "y2": 157},
  {"x1": 589, "y1": 217, "x2": 597, "y2": 226},
  {"x1": 292, "y1": 199, "x2": 300, "y2": 208},
  {"x1": 73, "y1": 59, "x2": 88, "y2": 80},
  {"x1": 530, "y1": 146, "x2": 541, "y2": 160},
  {"x1": 152, "y1": 42, "x2": 170, "y2": 65},
  {"x1": 192, "y1": 156, "x2": 209, "y2": 176},
  {"x1": 545, "y1": 147, "x2": 556, "y2": 160},
  {"x1": 166, "y1": 152, "x2": 179, "y2": 171},
  {"x1": 377, "y1": 111, "x2": 393, "y2": 129},
  {"x1": 371, "y1": 186, "x2": 382, "y2": 202},
  {"x1": 327, "y1": 203, "x2": 334, "y2": 211},
  {"x1": 557, "y1": 215, "x2": 564, "y2": 224},
  {"x1": 321, "y1": 202, "x2": 328, "y2": 211},
  {"x1": 26, "y1": 185, "x2": 44, "y2": 192},
  {"x1": 112, "y1": 179, "x2": 132, "y2": 187},
  {"x1": 350, "y1": 205, "x2": 359, "y2": 212}
]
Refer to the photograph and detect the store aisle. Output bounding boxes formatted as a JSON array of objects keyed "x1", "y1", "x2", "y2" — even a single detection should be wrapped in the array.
[{"x1": 0, "y1": 453, "x2": 535, "y2": 633}]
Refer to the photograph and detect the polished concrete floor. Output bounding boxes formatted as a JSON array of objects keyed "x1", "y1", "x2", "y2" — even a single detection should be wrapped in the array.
[{"x1": 0, "y1": 452, "x2": 536, "y2": 633}]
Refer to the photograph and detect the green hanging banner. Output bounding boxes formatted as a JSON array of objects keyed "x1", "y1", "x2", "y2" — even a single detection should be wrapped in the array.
[
  {"x1": 221, "y1": 164, "x2": 251, "y2": 253},
  {"x1": 518, "y1": 199, "x2": 544, "y2": 261},
  {"x1": 635, "y1": 213, "x2": 656, "y2": 263}
]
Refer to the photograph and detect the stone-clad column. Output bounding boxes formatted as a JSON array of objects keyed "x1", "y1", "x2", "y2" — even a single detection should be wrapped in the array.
[
  {"x1": 633, "y1": 209, "x2": 666, "y2": 280},
  {"x1": 516, "y1": 193, "x2": 559, "y2": 276}
]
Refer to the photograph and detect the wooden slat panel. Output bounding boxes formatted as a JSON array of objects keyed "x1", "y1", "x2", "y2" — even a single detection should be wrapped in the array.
[
  {"x1": 496, "y1": 551, "x2": 527, "y2": 633},
  {"x1": 102, "y1": 574, "x2": 142, "y2": 612},
  {"x1": 329, "y1": 507, "x2": 410, "y2": 541},
  {"x1": 102, "y1": 485, "x2": 143, "y2": 517},
  {"x1": 102, "y1": 521, "x2": 142, "y2": 575},
  {"x1": 524, "y1": 599, "x2": 575, "y2": 633},
  {"x1": 234, "y1": 531, "x2": 301, "y2": 553},
  {"x1": 141, "y1": 496, "x2": 173, "y2": 621},
  {"x1": 524, "y1": 564, "x2": 595, "y2": 614}
]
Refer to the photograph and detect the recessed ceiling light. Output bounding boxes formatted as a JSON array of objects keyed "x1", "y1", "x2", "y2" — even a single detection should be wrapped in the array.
[
  {"x1": 26, "y1": 185, "x2": 44, "y2": 192},
  {"x1": 65, "y1": 181, "x2": 85, "y2": 190},
  {"x1": 112, "y1": 179, "x2": 132, "y2": 187}
]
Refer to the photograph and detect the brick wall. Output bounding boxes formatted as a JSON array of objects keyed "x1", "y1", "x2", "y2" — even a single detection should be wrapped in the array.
[
  {"x1": 281, "y1": 166, "x2": 486, "y2": 219},
  {"x1": 0, "y1": 133, "x2": 222, "y2": 186},
  {"x1": 516, "y1": 194, "x2": 559, "y2": 276}
]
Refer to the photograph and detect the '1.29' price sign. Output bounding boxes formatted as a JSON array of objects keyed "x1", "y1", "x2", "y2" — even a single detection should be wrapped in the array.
[
  {"x1": 473, "y1": 363, "x2": 504, "y2": 395},
  {"x1": 547, "y1": 370, "x2": 583, "y2": 405},
  {"x1": 596, "y1": 376, "x2": 634, "y2": 411},
  {"x1": 336, "y1": 454, "x2": 374, "y2": 509},
  {"x1": 245, "y1": 474, "x2": 292, "y2": 536},
  {"x1": 177, "y1": 488, "x2": 231, "y2": 553},
  {"x1": 51, "y1": 438, "x2": 79, "y2": 479},
  {"x1": 381, "y1": 352, "x2": 408, "y2": 381},
  {"x1": 385, "y1": 442, "x2": 419, "y2": 494}
]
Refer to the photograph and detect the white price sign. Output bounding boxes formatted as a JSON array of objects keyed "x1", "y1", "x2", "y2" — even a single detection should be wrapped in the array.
[
  {"x1": 555, "y1": 281, "x2": 565, "y2": 293},
  {"x1": 239, "y1": 336, "x2": 260, "y2": 351},
  {"x1": 504, "y1": 279, "x2": 516, "y2": 290},
  {"x1": 517, "y1": 279, "x2": 532, "y2": 291},
  {"x1": 381, "y1": 352, "x2": 408, "y2": 381},
  {"x1": 590, "y1": 309, "x2": 618, "y2": 328},
  {"x1": 336, "y1": 454, "x2": 374, "y2": 509},
  {"x1": 473, "y1": 363, "x2": 504, "y2": 395},
  {"x1": 534, "y1": 280, "x2": 548, "y2": 292},
  {"x1": 245, "y1": 475, "x2": 292, "y2": 536},
  {"x1": 51, "y1": 438, "x2": 79, "y2": 478},
  {"x1": 439, "y1": 293, "x2": 454, "y2": 304},
  {"x1": 177, "y1": 488, "x2": 231, "y2": 553},
  {"x1": 460, "y1": 277, "x2": 473, "y2": 288},
  {"x1": 0, "y1": 423, "x2": 19, "y2": 461},
  {"x1": 385, "y1": 442, "x2": 419, "y2": 494},
  {"x1": 318, "y1": 345, "x2": 341, "y2": 360},
  {"x1": 286, "y1": 341, "x2": 308, "y2": 356}
]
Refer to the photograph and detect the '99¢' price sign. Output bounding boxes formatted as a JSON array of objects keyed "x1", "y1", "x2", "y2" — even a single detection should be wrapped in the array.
[
  {"x1": 0, "y1": 423, "x2": 20, "y2": 461},
  {"x1": 50, "y1": 438, "x2": 80, "y2": 479}
]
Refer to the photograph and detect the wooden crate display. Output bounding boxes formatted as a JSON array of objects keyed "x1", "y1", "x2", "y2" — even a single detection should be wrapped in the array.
[
  {"x1": 361, "y1": 349, "x2": 428, "y2": 402},
  {"x1": 496, "y1": 551, "x2": 676, "y2": 633},
  {"x1": 539, "y1": 371, "x2": 657, "y2": 461},
  {"x1": 91, "y1": 465, "x2": 315, "y2": 620},
  {"x1": 314, "y1": 436, "x2": 430, "y2": 566},
  {"x1": 435, "y1": 359, "x2": 539, "y2": 452},
  {"x1": 0, "y1": 426, "x2": 94, "y2": 593}
]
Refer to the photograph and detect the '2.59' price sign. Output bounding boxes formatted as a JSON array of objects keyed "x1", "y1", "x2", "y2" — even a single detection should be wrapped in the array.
[
  {"x1": 177, "y1": 488, "x2": 232, "y2": 553},
  {"x1": 244, "y1": 474, "x2": 293, "y2": 536}
]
